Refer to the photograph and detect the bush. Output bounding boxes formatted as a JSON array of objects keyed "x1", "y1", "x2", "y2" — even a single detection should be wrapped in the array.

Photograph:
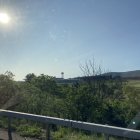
[
  {"x1": 53, "y1": 127, "x2": 104, "y2": 140},
  {"x1": 17, "y1": 124, "x2": 42, "y2": 138}
]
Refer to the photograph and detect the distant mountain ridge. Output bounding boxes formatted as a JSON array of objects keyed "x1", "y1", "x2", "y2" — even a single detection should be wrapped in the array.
[{"x1": 103, "y1": 70, "x2": 140, "y2": 79}]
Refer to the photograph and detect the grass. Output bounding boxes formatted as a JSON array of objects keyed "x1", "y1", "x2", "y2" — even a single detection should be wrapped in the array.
[
  {"x1": 53, "y1": 128, "x2": 101, "y2": 140},
  {"x1": 127, "y1": 80, "x2": 140, "y2": 89},
  {"x1": 17, "y1": 124, "x2": 42, "y2": 138},
  {"x1": 52, "y1": 127, "x2": 127, "y2": 140}
]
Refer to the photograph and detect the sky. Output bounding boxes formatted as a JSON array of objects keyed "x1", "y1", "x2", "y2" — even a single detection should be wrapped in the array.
[{"x1": 0, "y1": 0, "x2": 140, "y2": 80}]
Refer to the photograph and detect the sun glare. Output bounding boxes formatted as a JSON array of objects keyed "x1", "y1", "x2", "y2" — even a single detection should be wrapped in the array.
[{"x1": 0, "y1": 13, "x2": 10, "y2": 24}]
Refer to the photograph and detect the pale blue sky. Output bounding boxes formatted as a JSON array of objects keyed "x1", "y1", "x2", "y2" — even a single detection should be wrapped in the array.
[{"x1": 0, "y1": 0, "x2": 140, "y2": 80}]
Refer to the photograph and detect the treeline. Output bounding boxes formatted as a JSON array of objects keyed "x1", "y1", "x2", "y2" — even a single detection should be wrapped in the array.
[{"x1": 0, "y1": 71, "x2": 140, "y2": 129}]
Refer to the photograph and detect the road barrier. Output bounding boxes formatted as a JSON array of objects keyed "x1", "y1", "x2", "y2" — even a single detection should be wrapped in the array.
[{"x1": 0, "y1": 109, "x2": 140, "y2": 140}]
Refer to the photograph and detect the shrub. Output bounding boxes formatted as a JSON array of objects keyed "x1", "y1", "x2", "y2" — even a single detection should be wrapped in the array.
[{"x1": 17, "y1": 124, "x2": 42, "y2": 138}]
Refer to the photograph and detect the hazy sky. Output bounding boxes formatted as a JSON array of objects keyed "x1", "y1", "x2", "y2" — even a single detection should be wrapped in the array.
[{"x1": 0, "y1": 0, "x2": 140, "y2": 80}]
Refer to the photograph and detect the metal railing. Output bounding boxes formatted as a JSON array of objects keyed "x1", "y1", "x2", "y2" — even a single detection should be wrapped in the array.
[{"x1": 0, "y1": 109, "x2": 140, "y2": 140}]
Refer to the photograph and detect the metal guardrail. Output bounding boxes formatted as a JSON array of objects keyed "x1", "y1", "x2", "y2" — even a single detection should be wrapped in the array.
[{"x1": 0, "y1": 109, "x2": 140, "y2": 140}]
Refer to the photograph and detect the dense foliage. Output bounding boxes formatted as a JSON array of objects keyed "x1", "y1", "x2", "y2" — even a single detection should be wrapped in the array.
[{"x1": 0, "y1": 72, "x2": 140, "y2": 138}]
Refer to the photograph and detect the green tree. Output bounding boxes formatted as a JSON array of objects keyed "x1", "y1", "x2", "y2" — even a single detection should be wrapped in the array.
[
  {"x1": 25, "y1": 73, "x2": 36, "y2": 83},
  {"x1": 27, "y1": 74, "x2": 58, "y2": 94},
  {"x1": 0, "y1": 71, "x2": 21, "y2": 109}
]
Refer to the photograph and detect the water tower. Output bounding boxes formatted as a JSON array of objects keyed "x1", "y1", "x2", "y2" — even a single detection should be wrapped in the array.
[{"x1": 61, "y1": 72, "x2": 64, "y2": 79}]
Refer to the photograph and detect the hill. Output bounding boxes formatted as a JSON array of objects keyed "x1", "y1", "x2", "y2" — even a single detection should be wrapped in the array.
[{"x1": 104, "y1": 70, "x2": 140, "y2": 79}]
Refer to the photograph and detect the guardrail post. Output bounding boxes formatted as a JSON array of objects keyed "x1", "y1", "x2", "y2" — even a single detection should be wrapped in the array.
[
  {"x1": 8, "y1": 117, "x2": 12, "y2": 140},
  {"x1": 46, "y1": 124, "x2": 50, "y2": 140},
  {"x1": 105, "y1": 134, "x2": 109, "y2": 140}
]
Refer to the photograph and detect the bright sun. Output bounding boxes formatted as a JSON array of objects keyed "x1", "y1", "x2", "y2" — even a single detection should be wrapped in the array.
[{"x1": 0, "y1": 13, "x2": 10, "y2": 24}]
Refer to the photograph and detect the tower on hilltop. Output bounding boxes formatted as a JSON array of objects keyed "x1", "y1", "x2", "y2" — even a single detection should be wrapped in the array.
[{"x1": 61, "y1": 72, "x2": 64, "y2": 79}]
